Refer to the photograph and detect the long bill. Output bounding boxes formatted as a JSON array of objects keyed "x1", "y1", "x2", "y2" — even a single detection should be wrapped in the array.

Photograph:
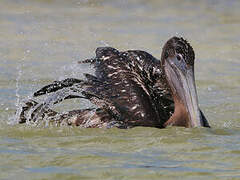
[{"x1": 164, "y1": 58, "x2": 204, "y2": 127}]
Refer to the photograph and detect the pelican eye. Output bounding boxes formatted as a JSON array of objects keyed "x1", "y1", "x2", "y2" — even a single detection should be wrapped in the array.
[
  {"x1": 164, "y1": 52, "x2": 168, "y2": 59},
  {"x1": 177, "y1": 54, "x2": 182, "y2": 61}
]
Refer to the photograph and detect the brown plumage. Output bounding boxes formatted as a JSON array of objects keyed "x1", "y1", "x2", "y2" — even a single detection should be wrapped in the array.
[{"x1": 16, "y1": 37, "x2": 210, "y2": 128}]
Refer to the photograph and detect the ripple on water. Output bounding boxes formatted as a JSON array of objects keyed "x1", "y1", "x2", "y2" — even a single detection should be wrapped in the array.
[{"x1": 1, "y1": 0, "x2": 240, "y2": 179}]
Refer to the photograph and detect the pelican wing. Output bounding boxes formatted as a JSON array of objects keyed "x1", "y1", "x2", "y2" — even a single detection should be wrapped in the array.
[
  {"x1": 18, "y1": 47, "x2": 174, "y2": 128},
  {"x1": 80, "y1": 47, "x2": 174, "y2": 127}
]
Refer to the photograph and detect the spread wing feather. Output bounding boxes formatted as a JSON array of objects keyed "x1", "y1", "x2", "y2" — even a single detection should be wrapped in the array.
[{"x1": 17, "y1": 47, "x2": 174, "y2": 128}]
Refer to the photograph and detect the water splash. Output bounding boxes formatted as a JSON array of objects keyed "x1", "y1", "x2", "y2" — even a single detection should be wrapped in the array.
[
  {"x1": 8, "y1": 59, "x2": 24, "y2": 125},
  {"x1": 14, "y1": 83, "x2": 83, "y2": 127},
  {"x1": 15, "y1": 63, "x2": 23, "y2": 111}
]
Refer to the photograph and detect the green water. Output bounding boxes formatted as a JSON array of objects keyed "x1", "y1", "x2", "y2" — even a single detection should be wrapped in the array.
[{"x1": 0, "y1": 0, "x2": 240, "y2": 179}]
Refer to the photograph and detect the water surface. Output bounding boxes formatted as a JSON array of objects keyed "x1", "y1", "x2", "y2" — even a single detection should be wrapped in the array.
[{"x1": 0, "y1": 0, "x2": 240, "y2": 179}]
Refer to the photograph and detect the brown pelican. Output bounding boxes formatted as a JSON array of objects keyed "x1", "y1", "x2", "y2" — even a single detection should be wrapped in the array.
[{"x1": 17, "y1": 36, "x2": 210, "y2": 128}]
